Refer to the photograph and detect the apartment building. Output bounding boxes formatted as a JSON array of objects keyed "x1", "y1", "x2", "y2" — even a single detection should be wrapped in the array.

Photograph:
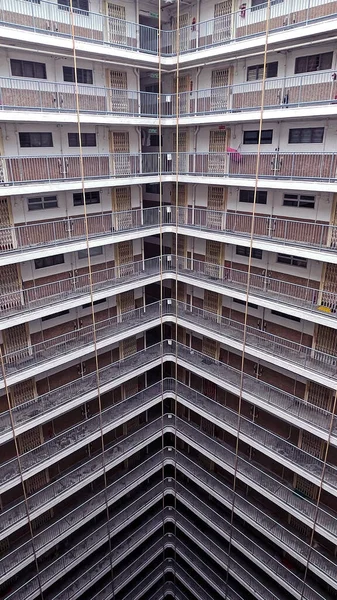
[{"x1": 0, "y1": 0, "x2": 337, "y2": 599}]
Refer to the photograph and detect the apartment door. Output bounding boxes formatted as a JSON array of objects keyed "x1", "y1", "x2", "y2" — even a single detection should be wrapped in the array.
[
  {"x1": 108, "y1": 70, "x2": 128, "y2": 114},
  {"x1": 173, "y1": 130, "x2": 188, "y2": 173},
  {"x1": 172, "y1": 12, "x2": 189, "y2": 53},
  {"x1": 116, "y1": 240, "x2": 134, "y2": 277},
  {"x1": 329, "y1": 195, "x2": 337, "y2": 249},
  {"x1": 211, "y1": 69, "x2": 229, "y2": 111},
  {"x1": 205, "y1": 240, "x2": 222, "y2": 279},
  {"x1": 113, "y1": 186, "x2": 132, "y2": 230},
  {"x1": 209, "y1": 130, "x2": 226, "y2": 173},
  {"x1": 121, "y1": 335, "x2": 137, "y2": 358},
  {"x1": 305, "y1": 381, "x2": 334, "y2": 413},
  {"x1": 110, "y1": 131, "x2": 130, "y2": 175},
  {"x1": 319, "y1": 263, "x2": 337, "y2": 312},
  {"x1": 207, "y1": 186, "x2": 226, "y2": 229},
  {"x1": 106, "y1": 3, "x2": 127, "y2": 46},
  {"x1": 214, "y1": 1, "x2": 232, "y2": 43},
  {"x1": 172, "y1": 182, "x2": 187, "y2": 224},
  {"x1": 313, "y1": 324, "x2": 337, "y2": 362},
  {"x1": 0, "y1": 198, "x2": 15, "y2": 251},
  {"x1": 202, "y1": 337, "x2": 219, "y2": 360}
]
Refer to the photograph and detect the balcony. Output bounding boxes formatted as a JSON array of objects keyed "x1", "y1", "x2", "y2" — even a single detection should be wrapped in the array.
[
  {"x1": 1, "y1": 300, "x2": 334, "y2": 395},
  {"x1": 177, "y1": 451, "x2": 337, "y2": 585},
  {"x1": 1, "y1": 0, "x2": 336, "y2": 60},
  {"x1": 2, "y1": 331, "x2": 335, "y2": 450},
  {"x1": 1, "y1": 207, "x2": 335, "y2": 268},
  {"x1": 1, "y1": 152, "x2": 337, "y2": 197},
  {"x1": 1, "y1": 70, "x2": 337, "y2": 123},
  {"x1": 0, "y1": 302, "x2": 163, "y2": 389},
  {"x1": 177, "y1": 419, "x2": 337, "y2": 556},
  {"x1": 175, "y1": 380, "x2": 337, "y2": 495},
  {"x1": 0, "y1": 379, "x2": 169, "y2": 493},
  {"x1": 1, "y1": 255, "x2": 336, "y2": 330},
  {"x1": 177, "y1": 483, "x2": 325, "y2": 600},
  {"x1": 0, "y1": 480, "x2": 167, "y2": 592}
]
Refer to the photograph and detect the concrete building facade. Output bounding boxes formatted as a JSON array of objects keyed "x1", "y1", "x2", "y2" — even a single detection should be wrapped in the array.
[{"x1": 0, "y1": 1, "x2": 337, "y2": 599}]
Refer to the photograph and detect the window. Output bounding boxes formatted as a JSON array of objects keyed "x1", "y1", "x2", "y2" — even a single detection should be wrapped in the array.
[
  {"x1": 35, "y1": 255, "x2": 65, "y2": 269},
  {"x1": 82, "y1": 298, "x2": 106, "y2": 309},
  {"x1": 271, "y1": 309, "x2": 301, "y2": 322},
  {"x1": 19, "y1": 132, "x2": 53, "y2": 148},
  {"x1": 277, "y1": 254, "x2": 307, "y2": 268},
  {"x1": 236, "y1": 246, "x2": 262, "y2": 259},
  {"x1": 243, "y1": 130, "x2": 273, "y2": 144},
  {"x1": 239, "y1": 190, "x2": 267, "y2": 204},
  {"x1": 58, "y1": 0, "x2": 89, "y2": 13},
  {"x1": 78, "y1": 246, "x2": 103, "y2": 259},
  {"x1": 233, "y1": 299, "x2": 258, "y2": 309},
  {"x1": 28, "y1": 196, "x2": 58, "y2": 211},
  {"x1": 251, "y1": 0, "x2": 283, "y2": 8},
  {"x1": 10, "y1": 59, "x2": 46, "y2": 79},
  {"x1": 247, "y1": 62, "x2": 278, "y2": 81},
  {"x1": 146, "y1": 183, "x2": 162, "y2": 194},
  {"x1": 283, "y1": 194, "x2": 315, "y2": 209},
  {"x1": 288, "y1": 128, "x2": 324, "y2": 144},
  {"x1": 63, "y1": 66, "x2": 93, "y2": 84},
  {"x1": 42, "y1": 309, "x2": 69, "y2": 322},
  {"x1": 295, "y1": 52, "x2": 333, "y2": 74},
  {"x1": 68, "y1": 133, "x2": 96, "y2": 147},
  {"x1": 73, "y1": 191, "x2": 100, "y2": 206}
]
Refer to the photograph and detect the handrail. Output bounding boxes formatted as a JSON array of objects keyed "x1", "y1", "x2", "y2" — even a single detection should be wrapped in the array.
[
  {"x1": 1, "y1": 0, "x2": 337, "y2": 56},
  {"x1": 1, "y1": 69, "x2": 337, "y2": 116}
]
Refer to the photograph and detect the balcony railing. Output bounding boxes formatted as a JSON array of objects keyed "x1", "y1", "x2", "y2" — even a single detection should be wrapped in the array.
[
  {"x1": 1, "y1": 300, "x2": 335, "y2": 393},
  {"x1": 1, "y1": 0, "x2": 336, "y2": 56},
  {"x1": 3, "y1": 255, "x2": 334, "y2": 326},
  {"x1": 0, "y1": 360, "x2": 167, "y2": 490},
  {"x1": 175, "y1": 380, "x2": 337, "y2": 493},
  {"x1": 1, "y1": 151, "x2": 337, "y2": 187},
  {"x1": 2, "y1": 206, "x2": 336, "y2": 260},
  {"x1": 177, "y1": 484, "x2": 326, "y2": 600},
  {"x1": 2, "y1": 71, "x2": 337, "y2": 118},
  {"x1": 178, "y1": 451, "x2": 337, "y2": 586}
]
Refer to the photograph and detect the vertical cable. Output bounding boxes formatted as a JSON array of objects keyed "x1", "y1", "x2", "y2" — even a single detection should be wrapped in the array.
[
  {"x1": 173, "y1": 0, "x2": 181, "y2": 593},
  {"x1": 69, "y1": 1, "x2": 115, "y2": 595},
  {"x1": 224, "y1": 0, "x2": 272, "y2": 588},
  {"x1": 157, "y1": 0, "x2": 167, "y2": 587}
]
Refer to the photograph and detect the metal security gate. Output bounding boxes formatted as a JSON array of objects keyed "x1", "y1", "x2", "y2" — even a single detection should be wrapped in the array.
[
  {"x1": 113, "y1": 186, "x2": 132, "y2": 230},
  {"x1": 173, "y1": 183, "x2": 188, "y2": 225},
  {"x1": 116, "y1": 240, "x2": 134, "y2": 277},
  {"x1": 207, "y1": 186, "x2": 225, "y2": 229},
  {"x1": 110, "y1": 131, "x2": 130, "y2": 175},
  {"x1": 173, "y1": 131, "x2": 188, "y2": 173},
  {"x1": 108, "y1": 70, "x2": 128, "y2": 113},
  {"x1": 0, "y1": 198, "x2": 14, "y2": 251},
  {"x1": 211, "y1": 69, "x2": 229, "y2": 111},
  {"x1": 107, "y1": 3, "x2": 126, "y2": 46},
  {"x1": 314, "y1": 324, "x2": 337, "y2": 360},
  {"x1": 117, "y1": 290, "x2": 135, "y2": 319},
  {"x1": 174, "y1": 74, "x2": 191, "y2": 115},
  {"x1": 121, "y1": 335, "x2": 137, "y2": 358},
  {"x1": 305, "y1": 381, "x2": 334, "y2": 413},
  {"x1": 214, "y1": 1, "x2": 232, "y2": 43},
  {"x1": 0, "y1": 264, "x2": 22, "y2": 312},
  {"x1": 204, "y1": 290, "x2": 220, "y2": 319},
  {"x1": 202, "y1": 337, "x2": 219, "y2": 359},
  {"x1": 3, "y1": 324, "x2": 31, "y2": 364},
  {"x1": 320, "y1": 263, "x2": 337, "y2": 312},
  {"x1": 205, "y1": 240, "x2": 222, "y2": 278},
  {"x1": 172, "y1": 13, "x2": 189, "y2": 53},
  {"x1": 209, "y1": 130, "x2": 226, "y2": 173}
]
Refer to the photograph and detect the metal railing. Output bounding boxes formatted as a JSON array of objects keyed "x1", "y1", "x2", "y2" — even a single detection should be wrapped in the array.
[
  {"x1": 2, "y1": 70, "x2": 337, "y2": 117},
  {"x1": 1, "y1": 300, "x2": 335, "y2": 394},
  {"x1": 2, "y1": 255, "x2": 335, "y2": 323},
  {"x1": 2, "y1": 206, "x2": 336, "y2": 259},
  {"x1": 178, "y1": 452, "x2": 337, "y2": 587},
  {"x1": 1, "y1": 0, "x2": 336, "y2": 56},
  {"x1": 2, "y1": 151, "x2": 337, "y2": 187}
]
